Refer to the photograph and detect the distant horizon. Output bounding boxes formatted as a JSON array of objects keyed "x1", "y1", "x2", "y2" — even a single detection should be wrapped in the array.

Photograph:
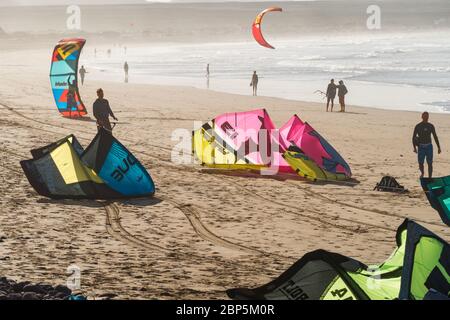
[{"x1": 0, "y1": 0, "x2": 321, "y2": 7}]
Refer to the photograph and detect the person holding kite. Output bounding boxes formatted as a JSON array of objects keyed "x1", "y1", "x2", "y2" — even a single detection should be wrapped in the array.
[
  {"x1": 67, "y1": 75, "x2": 78, "y2": 114},
  {"x1": 326, "y1": 79, "x2": 337, "y2": 112},
  {"x1": 93, "y1": 88, "x2": 118, "y2": 133}
]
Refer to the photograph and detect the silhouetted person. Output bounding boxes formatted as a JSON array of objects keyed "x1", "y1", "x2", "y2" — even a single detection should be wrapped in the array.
[
  {"x1": 107, "y1": 49, "x2": 111, "y2": 58},
  {"x1": 326, "y1": 79, "x2": 337, "y2": 112},
  {"x1": 67, "y1": 75, "x2": 77, "y2": 115},
  {"x1": 337, "y1": 80, "x2": 348, "y2": 112},
  {"x1": 79, "y1": 66, "x2": 87, "y2": 86},
  {"x1": 413, "y1": 112, "x2": 441, "y2": 178},
  {"x1": 93, "y1": 88, "x2": 118, "y2": 133},
  {"x1": 250, "y1": 71, "x2": 258, "y2": 96},
  {"x1": 206, "y1": 64, "x2": 210, "y2": 88},
  {"x1": 124, "y1": 61, "x2": 129, "y2": 83}
]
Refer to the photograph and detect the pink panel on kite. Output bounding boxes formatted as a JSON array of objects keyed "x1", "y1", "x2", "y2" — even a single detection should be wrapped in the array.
[
  {"x1": 280, "y1": 115, "x2": 352, "y2": 177},
  {"x1": 213, "y1": 109, "x2": 292, "y2": 172}
]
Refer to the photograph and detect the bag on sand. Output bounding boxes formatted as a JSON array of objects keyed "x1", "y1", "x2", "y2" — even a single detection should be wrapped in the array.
[{"x1": 374, "y1": 176, "x2": 408, "y2": 193}]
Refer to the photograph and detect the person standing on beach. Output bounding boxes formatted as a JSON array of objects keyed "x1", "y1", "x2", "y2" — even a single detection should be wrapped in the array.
[
  {"x1": 326, "y1": 79, "x2": 337, "y2": 112},
  {"x1": 413, "y1": 112, "x2": 441, "y2": 178},
  {"x1": 93, "y1": 88, "x2": 118, "y2": 133},
  {"x1": 250, "y1": 71, "x2": 259, "y2": 96},
  {"x1": 206, "y1": 64, "x2": 210, "y2": 89},
  {"x1": 79, "y1": 66, "x2": 87, "y2": 86},
  {"x1": 124, "y1": 61, "x2": 129, "y2": 83},
  {"x1": 337, "y1": 80, "x2": 348, "y2": 112},
  {"x1": 67, "y1": 75, "x2": 77, "y2": 115}
]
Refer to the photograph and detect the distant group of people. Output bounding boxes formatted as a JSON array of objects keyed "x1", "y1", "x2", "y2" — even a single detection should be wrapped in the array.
[{"x1": 326, "y1": 79, "x2": 348, "y2": 112}]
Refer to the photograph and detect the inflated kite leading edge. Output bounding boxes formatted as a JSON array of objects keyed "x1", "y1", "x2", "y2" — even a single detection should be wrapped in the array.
[{"x1": 252, "y1": 7, "x2": 282, "y2": 49}]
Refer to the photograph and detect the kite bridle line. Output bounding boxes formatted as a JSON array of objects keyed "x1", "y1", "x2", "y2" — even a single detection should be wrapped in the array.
[{"x1": 314, "y1": 90, "x2": 327, "y2": 100}]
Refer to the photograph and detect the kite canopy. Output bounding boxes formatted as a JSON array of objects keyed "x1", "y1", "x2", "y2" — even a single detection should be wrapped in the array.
[
  {"x1": 227, "y1": 219, "x2": 450, "y2": 300},
  {"x1": 421, "y1": 176, "x2": 450, "y2": 227},
  {"x1": 192, "y1": 110, "x2": 352, "y2": 181},
  {"x1": 192, "y1": 109, "x2": 291, "y2": 172},
  {"x1": 252, "y1": 7, "x2": 282, "y2": 49},
  {"x1": 280, "y1": 115, "x2": 352, "y2": 179},
  {"x1": 21, "y1": 129, "x2": 155, "y2": 199},
  {"x1": 50, "y1": 38, "x2": 87, "y2": 118}
]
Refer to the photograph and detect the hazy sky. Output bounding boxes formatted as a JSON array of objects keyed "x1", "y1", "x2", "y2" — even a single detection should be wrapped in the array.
[{"x1": 1, "y1": 0, "x2": 321, "y2": 6}]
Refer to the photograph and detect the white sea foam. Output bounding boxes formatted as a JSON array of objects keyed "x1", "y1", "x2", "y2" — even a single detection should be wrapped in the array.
[{"x1": 83, "y1": 31, "x2": 450, "y2": 113}]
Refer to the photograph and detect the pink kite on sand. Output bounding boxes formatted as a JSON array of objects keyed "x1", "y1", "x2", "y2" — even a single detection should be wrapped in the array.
[
  {"x1": 280, "y1": 115, "x2": 352, "y2": 177},
  {"x1": 193, "y1": 110, "x2": 351, "y2": 178},
  {"x1": 212, "y1": 109, "x2": 292, "y2": 171}
]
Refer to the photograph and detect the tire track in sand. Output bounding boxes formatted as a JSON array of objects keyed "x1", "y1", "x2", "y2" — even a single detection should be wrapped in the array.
[
  {"x1": 104, "y1": 202, "x2": 170, "y2": 254},
  {"x1": 159, "y1": 196, "x2": 267, "y2": 256}
]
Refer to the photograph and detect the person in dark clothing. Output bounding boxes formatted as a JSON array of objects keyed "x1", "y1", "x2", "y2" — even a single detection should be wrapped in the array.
[
  {"x1": 250, "y1": 71, "x2": 258, "y2": 96},
  {"x1": 124, "y1": 61, "x2": 129, "y2": 83},
  {"x1": 206, "y1": 64, "x2": 210, "y2": 89},
  {"x1": 412, "y1": 112, "x2": 441, "y2": 178},
  {"x1": 326, "y1": 79, "x2": 337, "y2": 112},
  {"x1": 79, "y1": 66, "x2": 87, "y2": 86},
  {"x1": 93, "y1": 88, "x2": 118, "y2": 133},
  {"x1": 67, "y1": 75, "x2": 77, "y2": 115},
  {"x1": 337, "y1": 80, "x2": 348, "y2": 112}
]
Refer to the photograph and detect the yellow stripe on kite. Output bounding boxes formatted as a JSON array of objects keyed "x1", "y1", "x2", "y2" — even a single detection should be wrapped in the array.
[{"x1": 50, "y1": 142, "x2": 103, "y2": 184}]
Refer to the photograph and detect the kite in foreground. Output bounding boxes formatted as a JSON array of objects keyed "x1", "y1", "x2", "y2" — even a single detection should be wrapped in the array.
[
  {"x1": 21, "y1": 128, "x2": 155, "y2": 199},
  {"x1": 252, "y1": 7, "x2": 282, "y2": 49},
  {"x1": 421, "y1": 176, "x2": 450, "y2": 227},
  {"x1": 227, "y1": 219, "x2": 450, "y2": 300},
  {"x1": 50, "y1": 38, "x2": 87, "y2": 118},
  {"x1": 192, "y1": 109, "x2": 351, "y2": 181}
]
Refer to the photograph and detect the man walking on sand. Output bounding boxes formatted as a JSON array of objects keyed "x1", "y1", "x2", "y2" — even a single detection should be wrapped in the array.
[
  {"x1": 413, "y1": 112, "x2": 441, "y2": 178},
  {"x1": 93, "y1": 88, "x2": 118, "y2": 133},
  {"x1": 337, "y1": 80, "x2": 348, "y2": 112},
  {"x1": 79, "y1": 65, "x2": 87, "y2": 86},
  {"x1": 250, "y1": 71, "x2": 258, "y2": 96},
  {"x1": 326, "y1": 79, "x2": 337, "y2": 112}
]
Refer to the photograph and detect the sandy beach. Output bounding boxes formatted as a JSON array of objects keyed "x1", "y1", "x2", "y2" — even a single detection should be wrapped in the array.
[{"x1": 0, "y1": 41, "x2": 449, "y2": 299}]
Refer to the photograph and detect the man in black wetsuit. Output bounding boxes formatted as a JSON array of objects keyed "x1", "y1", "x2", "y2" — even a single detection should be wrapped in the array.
[
  {"x1": 93, "y1": 88, "x2": 118, "y2": 133},
  {"x1": 412, "y1": 112, "x2": 441, "y2": 178},
  {"x1": 67, "y1": 75, "x2": 78, "y2": 115},
  {"x1": 326, "y1": 79, "x2": 337, "y2": 112}
]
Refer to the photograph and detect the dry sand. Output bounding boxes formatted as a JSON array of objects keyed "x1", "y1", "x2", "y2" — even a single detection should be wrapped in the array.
[{"x1": 0, "y1": 47, "x2": 449, "y2": 299}]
